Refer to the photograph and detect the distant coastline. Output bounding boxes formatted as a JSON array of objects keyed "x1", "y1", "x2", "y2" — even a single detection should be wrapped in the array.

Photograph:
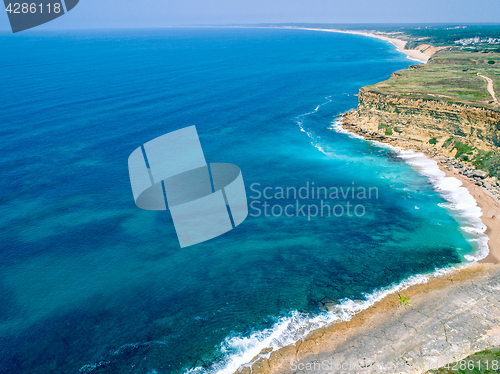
[
  {"x1": 235, "y1": 26, "x2": 500, "y2": 374},
  {"x1": 281, "y1": 26, "x2": 433, "y2": 63}
]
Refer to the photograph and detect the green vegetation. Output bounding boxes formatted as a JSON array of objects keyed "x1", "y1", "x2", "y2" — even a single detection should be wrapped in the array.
[
  {"x1": 473, "y1": 150, "x2": 494, "y2": 169},
  {"x1": 442, "y1": 137, "x2": 455, "y2": 148},
  {"x1": 483, "y1": 155, "x2": 500, "y2": 178},
  {"x1": 437, "y1": 143, "x2": 500, "y2": 178},
  {"x1": 427, "y1": 347, "x2": 500, "y2": 374},
  {"x1": 405, "y1": 39, "x2": 419, "y2": 50},
  {"x1": 364, "y1": 49, "x2": 500, "y2": 112},
  {"x1": 472, "y1": 151, "x2": 500, "y2": 178},
  {"x1": 429, "y1": 138, "x2": 438, "y2": 145},
  {"x1": 388, "y1": 25, "x2": 500, "y2": 47},
  {"x1": 439, "y1": 143, "x2": 500, "y2": 178},
  {"x1": 378, "y1": 124, "x2": 394, "y2": 135},
  {"x1": 453, "y1": 141, "x2": 474, "y2": 159},
  {"x1": 398, "y1": 294, "x2": 412, "y2": 308}
]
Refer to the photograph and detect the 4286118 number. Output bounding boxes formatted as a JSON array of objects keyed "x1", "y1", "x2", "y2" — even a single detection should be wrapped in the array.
[{"x1": 5, "y1": 2, "x2": 61, "y2": 14}]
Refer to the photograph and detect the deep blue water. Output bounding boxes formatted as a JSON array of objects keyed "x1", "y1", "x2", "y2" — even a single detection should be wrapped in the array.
[{"x1": 0, "y1": 28, "x2": 477, "y2": 373}]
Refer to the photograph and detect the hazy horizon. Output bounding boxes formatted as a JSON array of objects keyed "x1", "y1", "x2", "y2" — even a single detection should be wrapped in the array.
[{"x1": 1, "y1": 0, "x2": 500, "y2": 32}]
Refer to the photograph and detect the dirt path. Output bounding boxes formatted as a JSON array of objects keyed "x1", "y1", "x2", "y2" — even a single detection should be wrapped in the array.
[{"x1": 478, "y1": 73, "x2": 499, "y2": 105}]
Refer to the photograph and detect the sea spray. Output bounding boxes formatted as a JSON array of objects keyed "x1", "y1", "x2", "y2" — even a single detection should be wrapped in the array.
[
  {"x1": 295, "y1": 96, "x2": 335, "y2": 156},
  {"x1": 331, "y1": 118, "x2": 489, "y2": 261},
  {"x1": 1, "y1": 29, "x2": 474, "y2": 374},
  {"x1": 186, "y1": 265, "x2": 466, "y2": 374}
]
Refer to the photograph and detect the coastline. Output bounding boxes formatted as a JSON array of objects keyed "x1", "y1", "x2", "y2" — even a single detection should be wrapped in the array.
[
  {"x1": 339, "y1": 119, "x2": 500, "y2": 265},
  {"x1": 239, "y1": 263, "x2": 500, "y2": 374},
  {"x1": 440, "y1": 163, "x2": 500, "y2": 264},
  {"x1": 282, "y1": 26, "x2": 433, "y2": 63},
  {"x1": 232, "y1": 124, "x2": 500, "y2": 374},
  {"x1": 232, "y1": 28, "x2": 500, "y2": 374},
  {"x1": 232, "y1": 122, "x2": 500, "y2": 374},
  {"x1": 307, "y1": 25, "x2": 500, "y2": 264}
]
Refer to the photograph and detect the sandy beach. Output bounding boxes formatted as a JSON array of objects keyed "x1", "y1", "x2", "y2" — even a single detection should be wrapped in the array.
[
  {"x1": 283, "y1": 27, "x2": 433, "y2": 63},
  {"x1": 235, "y1": 141, "x2": 500, "y2": 374},
  {"x1": 240, "y1": 263, "x2": 500, "y2": 374},
  {"x1": 438, "y1": 162, "x2": 500, "y2": 264},
  {"x1": 339, "y1": 129, "x2": 500, "y2": 265},
  {"x1": 234, "y1": 28, "x2": 500, "y2": 374}
]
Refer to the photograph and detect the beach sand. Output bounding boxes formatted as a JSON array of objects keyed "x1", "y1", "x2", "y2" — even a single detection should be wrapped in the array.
[
  {"x1": 235, "y1": 141, "x2": 500, "y2": 374},
  {"x1": 240, "y1": 263, "x2": 500, "y2": 374},
  {"x1": 284, "y1": 27, "x2": 432, "y2": 63},
  {"x1": 235, "y1": 26, "x2": 500, "y2": 374},
  {"x1": 438, "y1": 163, "x2": 500, "y2": 264}
]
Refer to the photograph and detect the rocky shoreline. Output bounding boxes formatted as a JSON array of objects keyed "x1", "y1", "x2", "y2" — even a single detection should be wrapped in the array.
[
  {"x1": 340, "y1": 113, "x2": 500, "y2": 197},
  {"x1": 233, "y1": 118, "x2": 500, "y2": 373},
  {"x1": 236, "y1": 26, "x2": 500, "y2": 374}
]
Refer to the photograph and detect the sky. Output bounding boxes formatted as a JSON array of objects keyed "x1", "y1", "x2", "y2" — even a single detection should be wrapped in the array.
[{"x1": 1, "y1": 0, "x2": 500, "y2": 31}]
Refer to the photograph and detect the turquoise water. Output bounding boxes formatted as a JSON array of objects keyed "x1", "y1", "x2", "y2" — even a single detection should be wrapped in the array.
[{"x1": 0, "y1": 28, "x2": 482, "y2": 373}]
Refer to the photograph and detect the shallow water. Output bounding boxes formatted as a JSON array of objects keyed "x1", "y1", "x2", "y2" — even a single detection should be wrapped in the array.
[{"x1": 0, "y1": 28, "x2": 483, "y2": 373}]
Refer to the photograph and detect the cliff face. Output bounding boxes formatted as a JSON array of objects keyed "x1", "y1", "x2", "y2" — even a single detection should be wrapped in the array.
[{"x1": 343, "y1": 89, "x2": 500, "y2": 154}]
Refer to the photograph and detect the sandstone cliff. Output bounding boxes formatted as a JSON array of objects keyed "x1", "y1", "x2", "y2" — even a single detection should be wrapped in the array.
[{"x1": 342, "y1": 88, "x2": 500, "y2": 160}]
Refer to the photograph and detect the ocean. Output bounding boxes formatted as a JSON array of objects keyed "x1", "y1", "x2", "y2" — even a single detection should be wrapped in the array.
[{"x1": 0, "y1": 27, "x2": 487, "y2": 374}]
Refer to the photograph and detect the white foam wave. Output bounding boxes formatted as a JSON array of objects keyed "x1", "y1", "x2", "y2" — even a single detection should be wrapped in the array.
[
  {"x1": 187, "y1": 115, "x2": 490, "y2": 374},
  {"x1": 186, "y1": 265, "x2": 464, "y2": 374},
  {"x1": 79, "y1": 341, "x2": 169, "y2": 373},
  {"x1": 396, "y1": 149, "x2": 489, "y2": 261},
  {"x1": 384, "y1": 40, "x2": 426, "y2": 64},
  {"x1": 79, "y1": 361, "x2": 111, "y2": 373},
  {"x1": 331, "y1": 121, "x2": 489, "y2": 262},
  {"x1": 330, "y1": 119, "x2": 364, "y2": 139},
  {"x1": 294, "y1": 96, "x2": 335, "y2": 155}
]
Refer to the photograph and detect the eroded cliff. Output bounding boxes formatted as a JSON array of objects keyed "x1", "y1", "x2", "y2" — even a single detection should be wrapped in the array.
[{"x1": 342, "y1": 89, "x2": 500, "y2": 151}]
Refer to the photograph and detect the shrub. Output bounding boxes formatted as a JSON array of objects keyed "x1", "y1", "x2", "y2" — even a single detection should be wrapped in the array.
[
  {"x1": 428, "y1": 348, "x2": 500, "y2": 373},
  {"x1": 442, "y1": 137, "x2": 454, "y2": 148},
  {"x1": 488, "y1": 60, "x2": 495, "y2": 64},
  {"x1": 473, "y1": 151, "x2": 493, "y2": 169},
  {"x1": 398, "y1": 294, "x2": 412, "y2": 308},
  {"x1": 385, "y1": 127, "x2": 393, "y2": 136},
  {"x1": 405, "y1": 40, "x2": 418, "y2": 50},
  {"x1": 473, "y1": 151, "x2": 500, "y2": 178},
  {"x1": 429, "y1": 138, "x2": 438, "y2": 145},
  {"x1": 453, "y1": 141, "x2": 474, "y2": 159},
  {"x1": 483, "y1": 155, "x2": 500, "y2": 179}
]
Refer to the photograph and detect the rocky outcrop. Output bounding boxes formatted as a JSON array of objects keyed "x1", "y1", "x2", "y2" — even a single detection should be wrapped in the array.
[
  {"x1": 342, "y1": 89, "x2": 500, "y2": 154},
  {"x1": 234, "y1": 265, "x2": 500, "y2": 374}
]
